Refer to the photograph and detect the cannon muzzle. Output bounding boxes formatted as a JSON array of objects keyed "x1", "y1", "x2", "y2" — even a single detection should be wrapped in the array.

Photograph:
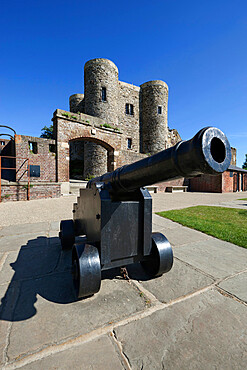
[{"x1": 88, "y1": 127, "x2": 231, "y2": 192}]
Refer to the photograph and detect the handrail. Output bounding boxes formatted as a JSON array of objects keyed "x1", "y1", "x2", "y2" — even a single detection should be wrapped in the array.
[
  {"x1": 0, "y1": 155, "x2": 30, "y2": 202},
  {"x1": 0, "y1": 133, "x2": 14, "y2": 139},
  {"x1": 0, "y1": 125, "x2": 17, "y2": 135}
]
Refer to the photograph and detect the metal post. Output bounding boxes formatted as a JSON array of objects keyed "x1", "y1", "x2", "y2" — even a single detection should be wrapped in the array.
[
  {"x1": 27, "y1": 159, "x2": 30, "y2": 200},
  {"x1": 0, "y1": 156, "x2": 1, "y2": 203}
]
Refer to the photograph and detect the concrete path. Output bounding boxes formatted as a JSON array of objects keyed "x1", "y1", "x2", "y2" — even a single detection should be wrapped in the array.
[{"x1": 0, "y1": 193, "x2": 247, "y2": 369}]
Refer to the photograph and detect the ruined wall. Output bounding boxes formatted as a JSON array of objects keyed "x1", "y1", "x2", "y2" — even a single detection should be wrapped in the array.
[
  {"x1": 231, "y1": 147, "x2": 237, "y2": 166},
  {"x1": 1, "y1": 182, "x2": 60, "y2": 202},
  {"x1": 167, "y1": 128, "x2": 182, "y2": 148},
  {"x1": 15, "y1": 135, "x2": 56, "y2": 182}
]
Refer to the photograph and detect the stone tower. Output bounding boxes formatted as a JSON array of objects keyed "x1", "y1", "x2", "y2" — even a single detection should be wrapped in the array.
[
  {"x1": 68, "y1": 59, "x2": 176, "y2": 180},
  {"x1": 84, "y1": 58, "x2": 119, "y2": 126},
  {"x1": 83, "y1": 59, "x2": 119, "y2": 178},
  {"x1": 140, "y1": 80, "x2": 169, "y2": 154},
  {"x1": 69, "y1": 94, "x2": 84, "y2": 113}
]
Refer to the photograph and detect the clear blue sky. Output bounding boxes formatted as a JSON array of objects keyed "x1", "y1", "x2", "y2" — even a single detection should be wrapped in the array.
[{"x1": 1, "y1": 0, "x2": 246, "y2": 166}]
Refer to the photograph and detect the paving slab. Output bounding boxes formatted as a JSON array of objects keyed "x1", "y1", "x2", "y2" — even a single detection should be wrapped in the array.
[
  {"x1": 161, "y1": 225, "x2": 211, "y2": 247},
  {"x1": 218, "y1": 271, "x2": 247, "y2": 302},
  {"x1": 49, "y1": 221, "x2": 60, "y2": 231},
  {"x1": 19, "y1": 335, "x2": 124, "y2": 370},
  {"x1": 5, "y1": 274, "x2": 146, "y2": 362},
  {"x1": 0, "y1": 233, "x2": 49, "y2": 253},
  {"x1": 0, "y1": 239, "x2": 61, "y2": 285},
  {"x1": 127, "y1": 258, "x2": 214, "y2": 303},
  {"x1": 0, "y1": 283, "x2": 10, "y2": 367},
  {"x1": 0, "y1": 222, "x2": 49, "y2": 238},
  {"x1": 173, "y1": 238, "x2": 247, "y2": 279},
  {"x1": 152, "y1": 214, "x2": 182, "y2": 229},
  {"x1": 0, "y1": 251, "x2": 18, "y2": 285},
  {"x1": 114, "y1": 289, "x2": 247, "y2": 370},
  {"x1": 0, "y1": 252, "x2": 4, "y2": 269}
]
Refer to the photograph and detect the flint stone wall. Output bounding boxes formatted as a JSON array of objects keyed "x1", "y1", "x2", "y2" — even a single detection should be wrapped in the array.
[{"x1": 140, "y1": 80, "x2": 169, "y2": 154}]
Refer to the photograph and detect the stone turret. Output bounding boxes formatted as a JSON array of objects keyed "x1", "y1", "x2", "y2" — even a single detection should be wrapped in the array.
[
  {"x1": 140, "y1": 80, "x2": 169, "y2": 154},
  {"x1": 84, "y1": 58, "x2": 119, "y2": 126},
  {"x1": 83, "y1": 59, "x2": 119, "y2": 178},
  {"x1": 69, "y1": 94, "x2": 84, "y2": 113}
]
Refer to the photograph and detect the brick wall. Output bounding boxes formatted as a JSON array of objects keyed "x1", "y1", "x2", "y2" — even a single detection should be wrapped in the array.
[
  {"x1": 53, "y1": 110, "x2": 123, "y2": 182},
  {"x1": 222, "y1": 171, "x2": 233, "y2": 192},
  {"x1": 1, "y1": 182, "x2": 61, "y2": 202},
  {"x1": 15, "y1": 135, "x2": 56, "y2": 182},
  {"x1": 189, "y1": 174, "x2": 222, "y2": 193},
  {"x1": 189, "y1": 170, "x2": 247, "y2": 193}
]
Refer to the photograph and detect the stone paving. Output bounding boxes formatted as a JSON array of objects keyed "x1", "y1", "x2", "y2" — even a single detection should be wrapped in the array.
[{"x1": 0, "y1": 193, "x2": 247, "y2": 369}]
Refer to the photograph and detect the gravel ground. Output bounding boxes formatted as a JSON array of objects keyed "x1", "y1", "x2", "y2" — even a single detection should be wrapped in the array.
[{"x1": 0, "y1": 191, "x2": 246, "y2": 228}]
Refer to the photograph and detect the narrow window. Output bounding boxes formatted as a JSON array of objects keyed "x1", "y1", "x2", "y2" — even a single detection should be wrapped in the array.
[
  {"x1": 230, "y1": 171, "x2": 233, "y2": 177},
  {"x1": 158, "y1": 106, "x2": 162, "y2": 114},
  {"x1": 102, "y1": 87, "x2": 106, "y2": 102},
  {"x1": 49, "y1": 144, "x2": 56, "y2": 153},
  {"x1": 130, "y1": 104, "x2": 134, "y2": 115},
  {"x1": 125, "y1": 103, "x2": 134, "y2": 115},
  {"x1": 127, "y1": 138, "x2": 132, "y2": 149},
  {"x1": 29, "y1": 141, "x2": 38, "y2": 154},
  {"x1": 0, "y1": 141, "x2": 5, "y2": 145}
]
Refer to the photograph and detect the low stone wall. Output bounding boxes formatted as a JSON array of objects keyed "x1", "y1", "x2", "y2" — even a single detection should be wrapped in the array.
[{"x1": 1, "y1": 182, "x2": 61, "y2": 202}]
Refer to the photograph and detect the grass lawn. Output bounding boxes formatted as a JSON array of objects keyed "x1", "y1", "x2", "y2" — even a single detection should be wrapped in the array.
[
  {"x1": 157, "y1": 206, "x2": 247, "y2": 248},
  {"x1": 238, "y1": 198, "x2": 247, "y2": 200}
]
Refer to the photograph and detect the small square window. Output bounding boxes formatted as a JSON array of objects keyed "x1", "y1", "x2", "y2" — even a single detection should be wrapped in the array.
[
  {"x1": 0, "y1": 141, "x2": 5, "y2": 145},
  {"x1": 49, "y1": 144, "x2": 56, "y2": 153},
  {"x1": 127, "y1": 138, "x2": 132, "y2": 149},
  {"x1": 102, "y1": 87, "x2": 106, "y2": 101},
  {"x1": 29, "y1": 141, "x2": 38, "y2": 154},
  {"x1": 158, "y1": 106, "x2": 162, "y2": 114}
]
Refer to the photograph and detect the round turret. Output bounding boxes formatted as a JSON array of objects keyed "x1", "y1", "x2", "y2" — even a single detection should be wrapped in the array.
[
  {"x1": 69, "y1": 94, "x2": 85, "y2": 113},
  {"x1": 140, "y1": 80, "x2": 168, "y2": 154},
  {"x1": 83, "y1": 142, "x2": 107, "y2": 179},
  {"x1": 83, "y1": 59, "x2": 118, "y2": 178},
  {"x1": 84, "y1": 58, "x2": 119, "y2": 126}
]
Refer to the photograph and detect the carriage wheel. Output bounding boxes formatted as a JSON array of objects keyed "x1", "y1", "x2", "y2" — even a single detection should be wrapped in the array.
[
  {"x1": 59, "y1": 220, "x2": 75, "y2": 250},
  {"x1": 141, "y1": 232, "x2": 173, "y2": 277},
  {"x1": 72, "y1": 243, "x2": 101, "y2": 299}
]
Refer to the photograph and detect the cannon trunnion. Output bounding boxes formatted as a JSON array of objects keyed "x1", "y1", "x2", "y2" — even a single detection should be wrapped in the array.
[{"x1": 59, "y1": 127, "x2": 231, "y2": 299}]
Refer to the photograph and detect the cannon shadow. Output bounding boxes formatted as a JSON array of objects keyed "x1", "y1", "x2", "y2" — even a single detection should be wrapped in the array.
[{"x1": 0, "y1": 235, "x2": 149, "y2": 322}]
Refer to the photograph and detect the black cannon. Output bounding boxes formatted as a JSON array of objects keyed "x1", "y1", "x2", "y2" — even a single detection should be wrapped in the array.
[{"x1": 59, "y1": 127, "x2": 231, "y2": 299}]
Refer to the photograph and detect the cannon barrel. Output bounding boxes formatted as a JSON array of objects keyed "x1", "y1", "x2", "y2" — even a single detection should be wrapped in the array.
[{"x1": 88, "y1": 127, "x2": 231, "y2": 192}]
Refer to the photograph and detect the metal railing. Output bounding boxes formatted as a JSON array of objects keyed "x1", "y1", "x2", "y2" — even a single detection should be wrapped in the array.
[{"x1": 0, "y1": 156, "x2": 30, "y2": 202}]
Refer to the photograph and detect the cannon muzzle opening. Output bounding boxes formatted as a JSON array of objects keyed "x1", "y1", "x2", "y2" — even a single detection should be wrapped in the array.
[{"x1": 199, "y1": 127, "x2": 231, "y2": 174}]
